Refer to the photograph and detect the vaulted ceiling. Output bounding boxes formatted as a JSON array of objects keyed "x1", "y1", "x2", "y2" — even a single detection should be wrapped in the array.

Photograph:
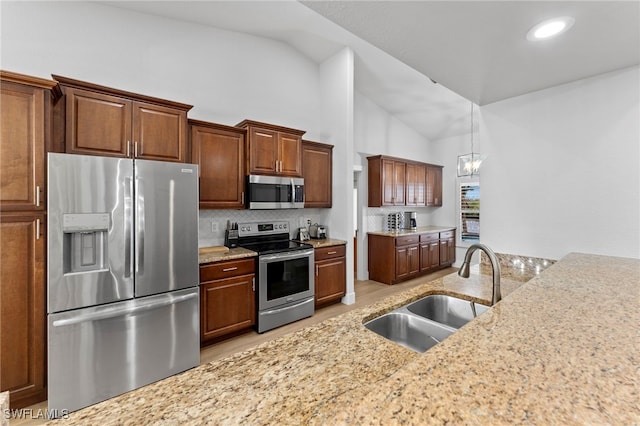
[{"x1": 102, "y1": 1, "x2": 639, "y2": 140}]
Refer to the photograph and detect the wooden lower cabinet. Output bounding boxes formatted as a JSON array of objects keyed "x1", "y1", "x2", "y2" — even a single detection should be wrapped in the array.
[
  {"x1": 200, "y1": 258, "x2": 256, "y2": 345},
  {"x1": 368, "y1": 230, "x2": 456, "y2": 285},
  {"x1": 395, "y1": 239, "x2": 420, "y2": 281},
  {"x1": 0, "y1": 212, "x2": 46, "y2": 408},
  {"x1": 420, "y1": 233, "x2": 440, "y2": 273},
  {"x1": 314, "y1": 245, "x2": 346, "y2": 307},
  {"x1": 439, "y1": 231, "x2": 456, "y2": 267}
]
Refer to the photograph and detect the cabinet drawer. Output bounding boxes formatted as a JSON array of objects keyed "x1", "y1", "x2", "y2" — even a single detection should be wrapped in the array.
[
  {"x1": 419, "y1": 232, "x2": 439, "y2": 243},
  {"x1": 315, "y1": 244, "x2": 346, "y2": 261},
  {"x1": 395, "y1": 235, "x2": 419, "y2": 246},
  {"x1": 440, "y1": 230, "x2": 455, "y2": 239},
  {"x1": 200, "y1": 258, "x2": 255, "y2": 282}
]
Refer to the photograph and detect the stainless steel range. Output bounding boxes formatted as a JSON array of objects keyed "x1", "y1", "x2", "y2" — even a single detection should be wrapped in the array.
[{"x1": 237, "y1": 221, "x2": 314, "y2": 333}]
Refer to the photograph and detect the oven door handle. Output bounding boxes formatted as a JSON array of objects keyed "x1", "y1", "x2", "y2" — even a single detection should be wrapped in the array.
[
  {"x1": 260, "y1": 297, "x2": 314, "y2": 316},
  {"x1": 259, "y1": 249, "x2": 314, "y2": 263}
]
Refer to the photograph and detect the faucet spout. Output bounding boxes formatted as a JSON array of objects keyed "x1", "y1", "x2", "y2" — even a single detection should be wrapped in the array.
[{"x1": 458, "y1": 243, "x2": 502, "y2": 305}]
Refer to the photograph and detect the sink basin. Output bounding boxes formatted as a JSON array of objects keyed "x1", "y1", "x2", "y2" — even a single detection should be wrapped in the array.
[
  {"x1": 364, "y1": 312, "x2": 455, "y2": 353},
  {"x1": 406, "y1": 294, "x2": 489, "y2": 329}
]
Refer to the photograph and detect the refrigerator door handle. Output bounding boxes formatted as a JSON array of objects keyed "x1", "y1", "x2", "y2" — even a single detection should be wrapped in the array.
[
  {"x1": 51, "y1": 291, "x2": 198, "y2": 327},
  {"x1": 124, "y1": 176, "x2": 134, "y2": 278},
  {"x1": 136, "y1": 176, "x2": 145, "y2": 276}
]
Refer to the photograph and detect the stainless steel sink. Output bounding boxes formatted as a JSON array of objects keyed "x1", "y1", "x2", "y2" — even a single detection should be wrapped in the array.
[
  {"x1": 364, "y1": 294, "x2": 491, "y2": 353},
  {"x1": 364, "y1": 312, "x2": 455, "y2": 353},
  {"x1": 406, "y1": 294, "x2": 489, "y2": 329}
]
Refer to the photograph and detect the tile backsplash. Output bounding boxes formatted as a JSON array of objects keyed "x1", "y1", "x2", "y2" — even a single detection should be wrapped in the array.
[{"x1": 199, "y1": 209, "x2": 329, "y2": 247}]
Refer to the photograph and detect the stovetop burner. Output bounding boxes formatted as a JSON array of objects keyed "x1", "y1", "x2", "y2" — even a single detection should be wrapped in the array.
[{"x1": 236, "y1": 221, "x2": 312, "y2": 255}]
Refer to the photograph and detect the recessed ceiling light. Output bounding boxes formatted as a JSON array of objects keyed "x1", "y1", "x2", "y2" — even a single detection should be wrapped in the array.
[{"x1": 526, "y1": 17, "x2": 575, "y2": 41}]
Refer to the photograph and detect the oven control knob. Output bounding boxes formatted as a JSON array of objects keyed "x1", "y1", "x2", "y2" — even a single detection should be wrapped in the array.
[
  {"x1": 241, "y1": 227, "x2": 246, "y2": 232},
  {"x1": 283, "y1": 224, "x2": 287, "y2": 229},
  {"x1": 278, "y1": 224, "x2": 283, "y2": 229},
  {"x1": 247, "y1": 226, "x2": 252, "y2": 231}
]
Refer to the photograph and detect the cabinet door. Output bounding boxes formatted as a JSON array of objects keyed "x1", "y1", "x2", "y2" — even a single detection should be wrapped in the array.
[
  {"x1": 315, "y1": 257, "x2": 346, "y2": 306},
  {"x1": 0, "y1": 213, "x2": 46, "y2": 408},
  {"x1": 408, "y1": 245, "x2": 420, "y2": 276},
  {"x1": 406, "y1": 163, "x2": 425, "y2": 206},
  {"x1": 200, "y1": 274, "x2": 255, "y2": 343},
  {"x1": 420, "y1": 241, "x2": 440, "y2": 272},
  {"x1": 0, "y1": 82, "x2": 45, "y2": 211},
  {"x1": 440, "y1": 239, "x2": 455, "y2": 266},
  {"x1": 248, "y1": 127, "x2": 278, "y2": 175},
  {"x1": 191, "y1": 125, "x2": 245, "y2": 209},
  {"x1": 302, "y1": 141, "x2": 332, "y2": 208},
  {"x1": 278, "y1": 133, "x2": 302, "y2": 177},
  {"x1": 426, "y1": 165, "x2": 443, "y2": 206},
  {"x1": 133, "y1": 101, "x2": 187, "y2": 162},
  {"x1": 395, "y1": 246, "x2": 409, "y2": 280},
  {"x1": 65, "y1": 87, "x2": 132, "y2": 158},
  {"x1": 393, "y1": 161, "x2": 406, "y2": 205},
  {"x1": 381, "y1": 159, "x2": 396, "y2": 205}
]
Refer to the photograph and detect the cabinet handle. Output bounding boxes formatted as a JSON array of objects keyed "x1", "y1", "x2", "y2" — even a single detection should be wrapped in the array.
[
  {"x1": 316, "y1": 265, "x2": 319, "y2": 276},
  {"x1": 134, "y1": 141, "x2": 139, "y2": 158},
  {"x1": 222, "y1": 266, "x2": 238, "y2": 272},
  {"x1": 35, "y1": 185, "x2": 40, "y2": 207},
  {"x1": 126, "y1": 140, "x2": 131, "y2": 158},
  {"x1": 241, "y1": 191, "x2": 245, "y2": 204},
  {"x1": 327, "y1": 251, "x2": 337, "y2": 255},
  {"x1": 275, "y1": 160, "x2": 279, "y2": 172},
  {"x1": 36, "y1": 219, "x2": 40, "y2": 240},
  {"x1": 252, "y1": 277, "x2": 255, "y2": 292}
]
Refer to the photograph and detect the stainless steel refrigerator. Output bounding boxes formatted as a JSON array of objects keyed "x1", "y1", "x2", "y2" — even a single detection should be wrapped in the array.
[{"x1": 47, "y1": 153, "x2": 200, "y2": 414}]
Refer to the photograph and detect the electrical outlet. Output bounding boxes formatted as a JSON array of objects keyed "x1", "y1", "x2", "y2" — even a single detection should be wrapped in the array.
[{"x1": 211, "y1": 222, "x2": 218, "y2": 233}]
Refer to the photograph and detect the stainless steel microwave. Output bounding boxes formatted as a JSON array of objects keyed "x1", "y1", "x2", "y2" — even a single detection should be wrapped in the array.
[{"x1": 246, "y1": 175, "x2": 304, "y2": 209}]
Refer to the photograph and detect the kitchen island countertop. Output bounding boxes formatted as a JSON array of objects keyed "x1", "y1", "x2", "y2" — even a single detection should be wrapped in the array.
[{"x1": 51, "y1": 253, "x2": 639, "y2": 425}]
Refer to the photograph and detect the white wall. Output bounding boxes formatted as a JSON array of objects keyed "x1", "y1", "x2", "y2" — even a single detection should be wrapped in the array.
[
  {"x1": 318, "y1": 47, "x2": 356, "y2": 303},
  {"x1": 480, "y1": 66, "x2": 640, "y2": 260},
  {"x1": 353, "y1": 91, "x2": 440, "y2": 278},
  {"x1": 0, "y1": 1, "x2": 322, "y2": 132}
]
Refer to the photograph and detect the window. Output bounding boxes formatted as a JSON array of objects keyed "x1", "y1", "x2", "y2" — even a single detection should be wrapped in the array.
[{"x1": 460, "y1": 181, "x2": 480, "y2": 241}]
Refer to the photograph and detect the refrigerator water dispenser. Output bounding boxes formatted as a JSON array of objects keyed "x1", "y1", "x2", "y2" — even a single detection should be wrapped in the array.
[{"x1": 62, "y1": 213, "x2": 109, "y2": 274}]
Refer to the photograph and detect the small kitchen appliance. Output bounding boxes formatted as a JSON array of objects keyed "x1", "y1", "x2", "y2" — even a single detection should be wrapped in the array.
[
  {"x1": 237, "y1": 221, "x2": 314, "y2": 333},
  {"x1": 309, "y1": 223, "x2": 327, "y2": 239},
  {"x1": 245, "y1": 175, "x2": 304, "y2": 209},
  {"x1": 404, "y1": 211, "x2": 417, "y2": 230}
]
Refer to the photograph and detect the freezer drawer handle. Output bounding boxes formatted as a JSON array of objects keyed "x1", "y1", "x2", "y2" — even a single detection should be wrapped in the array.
[{"x1": 51, "y1": 292, "x2": 198, "y2": 327}]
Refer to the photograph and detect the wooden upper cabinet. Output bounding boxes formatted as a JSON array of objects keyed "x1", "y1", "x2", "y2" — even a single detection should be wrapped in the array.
[
  {"x1": 302, "y1": 140, "x2": 333, "y2": 208},
  {"x1": 368, "y1": 155, "x2": 406, "y2": 207},
  {"x1": 0, "y1": 71, "x2": 58, "y2": 212},
  {"x1": 236, "y1": 120, "x2": 304, "y2": 177},
  {"x1": 53, "y1": 75, "x2": 192, "y2": 162},
  {"x1": 426, "y1": 165, "x2": 443, "y2": 206},
  {"x1": 406, "y1": 162, "x2": 426, "y2": 206},
  {"x1": 64, "y1": 87, "x2": 131, "y2": 157},
  {"x1": 133, "y1": 101, "x2": 187, "y2": 162},
  {"x1": 190, "y1": 120, "x2": 246, "y2": 209},
  {"x1": 369, "y1": 155, "x2": 442, "y2": 208}
]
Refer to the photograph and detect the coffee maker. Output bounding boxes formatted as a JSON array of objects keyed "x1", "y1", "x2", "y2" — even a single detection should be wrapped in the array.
[{"x1": 404, "y1": 211, "x2": 417, "y2": 230}]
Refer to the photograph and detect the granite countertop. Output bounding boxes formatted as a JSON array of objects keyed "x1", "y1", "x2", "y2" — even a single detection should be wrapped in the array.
[
  {"x1": 368, "y1": 225, "x2": 456, "y2": 237},
  {"x1": 198, "y1": 247, "x2": 257, "y2": 264},
  {"x1": 51, "y1": 253, "x2": 639, "y2": 425},
  {"x1": 296, "y1": 238, "x2": 347, "y2": 248}
]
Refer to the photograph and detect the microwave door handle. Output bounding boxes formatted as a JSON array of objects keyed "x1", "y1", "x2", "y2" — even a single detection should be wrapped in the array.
[{"x1": 291, "y1": 178, "x2": 295, "y2": 203}]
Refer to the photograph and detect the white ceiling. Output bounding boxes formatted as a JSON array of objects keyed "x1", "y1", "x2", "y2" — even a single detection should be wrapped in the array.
[{"x1": 101, "y1": 1, "x2": 640, "y2": 141}]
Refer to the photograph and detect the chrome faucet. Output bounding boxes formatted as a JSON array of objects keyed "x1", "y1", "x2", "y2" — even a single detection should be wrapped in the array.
[{"x1": 458, "y1": 243, "x2": 502, "y2": 305}]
